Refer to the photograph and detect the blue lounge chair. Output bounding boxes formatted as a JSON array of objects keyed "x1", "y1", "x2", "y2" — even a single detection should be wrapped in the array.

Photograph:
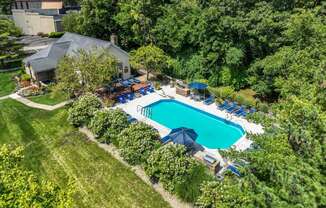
[
  {"x1": 147, "y1": 86, "x2": 155, "y2": 93},
  {"x1": 203, "y1": 96, "x2": 214, "y2": 105},
  {"x1": 226, "y1": 102, "x2": 238, "y2": 113},
  {"x1": 139, "y1": 88, "x2": 147, "y2": 95},
  {"x1": 121, "y1": 80, "x2": 132, "y2": 87},
  {"x1": 117, "y1": 96, "x2": 126, "y2": 104},
  {"x1": 227, "y1": 165, "x2": 241, "y2": 177},
  {"x1": 126, "y1": 93, "x2": 134, "y2": 100},
  {"x1": 233, "y1": 106, "x2": 245, "y2": 116},
  {"x1": 126, "y1": 114, "x2": 137, "y2": 123},
  {"x1": 161, "y1": 136, "x2": 171, "y2": 144},
  {"x1": 218, "y1": 100, "x2": 229, "y2": 109},
  {"x1": 249, "y1": 108, "x2": 257, "y2": 114}
]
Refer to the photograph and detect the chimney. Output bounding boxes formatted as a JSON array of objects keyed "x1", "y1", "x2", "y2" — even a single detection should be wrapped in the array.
[{"x1": 110, "y1": 33, "x2": 118, "y2": 45}]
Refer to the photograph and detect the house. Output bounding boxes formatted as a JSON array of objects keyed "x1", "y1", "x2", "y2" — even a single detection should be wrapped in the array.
[
  {"x1": 12, "y1": 8, "x2": 64, "y2": 35},
  {"x1": 11, "y1": 0, "x2": 79, "y2": 35},
  {"x1": 12, "y1": 0, "x2": 64, "y2": 10},
  {"x1": 23, "y1": 32, "x2": 131, "y2": 82}
]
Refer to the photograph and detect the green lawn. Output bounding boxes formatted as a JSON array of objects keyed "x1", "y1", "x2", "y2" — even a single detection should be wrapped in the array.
[
  {"x1": 0, "y1": 99, "x2": 170, "y2": 208},
  {"x1": 28, "y1": 91, "x2": 69, "y2": 105},
  {"x1": 0, "y1": 71, "x2": 18, "y2": 97}
]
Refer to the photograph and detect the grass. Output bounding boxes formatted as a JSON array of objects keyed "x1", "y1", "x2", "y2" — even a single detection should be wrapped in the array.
[
  {"x1": 0, "y1": 71, "x2": 19, "y2": 97},
  {"x1": 28, "y1": 91, "x2": 69, "y2": 105},
  {"x1": 0, "y1": 99, "x2": 170, "y2": 208}
]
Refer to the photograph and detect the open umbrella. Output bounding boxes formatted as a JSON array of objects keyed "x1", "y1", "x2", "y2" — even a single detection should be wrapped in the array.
[
  {"x1": 188, "y1": 82, "x2": 208, "y2": 90},
  {"x1": 162, "y1": 127, "x2": 198, "y2": 149}
]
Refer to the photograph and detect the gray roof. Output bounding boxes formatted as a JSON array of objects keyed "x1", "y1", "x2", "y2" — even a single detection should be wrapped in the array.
[{"x1": 24, "y1": 32, "x2": 128, "y2": 73}]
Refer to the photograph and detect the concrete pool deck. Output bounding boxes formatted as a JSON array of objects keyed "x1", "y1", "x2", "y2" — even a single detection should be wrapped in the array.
[{"x1": 116, "y1": 85, "x2": 264, "y2": 152}]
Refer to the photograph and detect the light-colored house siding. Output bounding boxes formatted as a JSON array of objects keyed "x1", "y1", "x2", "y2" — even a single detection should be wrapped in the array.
[{"x1": 12, "y1": 9, "x2": 61, "y2": 35}]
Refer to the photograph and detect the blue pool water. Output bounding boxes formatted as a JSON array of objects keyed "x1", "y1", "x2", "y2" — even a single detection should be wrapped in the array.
[{"x1": 146, "y1": 100, "x2": 245, "y2": 149}]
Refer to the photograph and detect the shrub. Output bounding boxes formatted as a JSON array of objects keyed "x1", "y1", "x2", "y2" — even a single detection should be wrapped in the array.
[
  {"x1": 89, "y1": 109, "x2": 128, "y2": 143},
  {"x1": 89, "y1": 110, "x2": 112, "y2": 138},
  {"x1": 175, "y1": 163, "x2": 213, "y2": 203},
  {"x1": 232, "y1": 91, "x2": 257, "y2": 107},
  {"x1": 68, "y1": 94, "x2": 102, "y2": 126},
  {"x1": 118, "y1": 122, "x2": 160, "y2": 165},
  {"x1": 197, "y1": 179, "x2": 252, "y2": 208},
  {"x1": 145, "y1": 144, "x2": 199, "y2": 193},
  {"x1": 20, "y1": 73, "x2": 31, "y2": 81},
  {"x1": 209, "y1": 86, "x2": 235, "y2": 99},
  {"x1": 257, "y1": 102, "x2": 269, "y2": 113},
  {"x1": 102, "y1": 97, "x2": 115, "y2": 107},
  {"x1": 48, "y1": 32, "x2": 64, "y2": 38}
]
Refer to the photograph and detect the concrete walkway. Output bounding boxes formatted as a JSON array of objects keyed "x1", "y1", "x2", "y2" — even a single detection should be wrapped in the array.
[
  {"x1": 9, "y1": 93, "x2": 71, "y2": 111},
  {"x1": 79, "y1": 127, "x2": 192, "y2": 208},
  {"x1": 0, "y1": 95, "x2": 10, "y2": 100}
]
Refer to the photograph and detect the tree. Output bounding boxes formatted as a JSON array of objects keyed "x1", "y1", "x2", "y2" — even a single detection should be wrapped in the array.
[
  {"x1": 77, "y1": 0, "x2": 118, "y2": 40},
  {"x1": 115, "y1": 0, "x2": 167, "y2": 47},
  {"x1": 118, "y1": 122, "x2": 160, "y2": 165},
  {"x1": 0, "y1": 0, "x2": 13, "y2": 14},
  {"x1": 0, "y1": 18, "x2": 23, "y2": 69},
  {"x1": 197, "y1": 179, "x2": 252, "y2": 208},
  {"x1": 0, "y1": 145, "x2": 74, "y2": 207},
  {"x1": 145, "y1": 144, "x2": 196, "y2": 192},
  {"x1": 62, "y1": 12, "x2": 80, "y2": 33},
  {"x1": 89, "y1": 108, "x2": 129, "y2": 143},
  {"x1": 56, "y1": 49, "x2": 119, "y2": 95},
  {"x1": 130, "y1": 44, "x2": 169, "y2": 80},
  {"x1": 68, "y1": 93, "x2": 102, "y2": 126}
]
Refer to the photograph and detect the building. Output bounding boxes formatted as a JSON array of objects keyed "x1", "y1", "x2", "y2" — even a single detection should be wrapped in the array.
[
  {"x1": 12, "y1": 8, "x2": 64, "y2": 35},
  {"x1": 11, "y1": 0, "x2": 79, "y2": 35},
  {"x1": 23, "y1": 32, "x2": 131, "y2": 82},
  {"x1": 12, "y1": 0, "x2": 63, "y2": 10}
]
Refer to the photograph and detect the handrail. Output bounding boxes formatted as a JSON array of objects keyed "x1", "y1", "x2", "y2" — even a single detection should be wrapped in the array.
[{"x1": 137, "y1": 105, "x2": 152, "y2": 118}]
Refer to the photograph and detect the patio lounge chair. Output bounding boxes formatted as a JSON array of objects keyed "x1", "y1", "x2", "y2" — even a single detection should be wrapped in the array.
[
  {"x1": 203, "y1": 96, "x2": 214, "y2": 105},
  {"x1": 147, "y1": 86, "x2": 155, "y2": 93},
  {"x1": 117, "y1": 96, "x2": 126, "y2": 104},
  {"x1": 218, "y1": 100, "x2": 229, "y2": 109},
  {"x1": 233, "y1": 106, "x2": 246, "y2": 116},
  {"x1": 139, "y1": 88, "x2": 147, "y2": 95},
  {"x1": 249, "y1": 108, "x2": 257, "y2": 114},
  {"x1": 161, "y1": 136, "x2": 171, "y2": 144},
  {"x1": 225, "y1": 102, "x2": 238, "y2": 113},
  {"x1": 126, "y1": 93, "x2": 134, "y2": 100},
  {"x1": 121, "y1": 80, "x2": 132, "y2": 87},
  {"x1": 126, "y1": 114, "x2": 137, "y2": 123},
  {"x1": 227, "y1": 165, "x2": 241, "y2": 177}
]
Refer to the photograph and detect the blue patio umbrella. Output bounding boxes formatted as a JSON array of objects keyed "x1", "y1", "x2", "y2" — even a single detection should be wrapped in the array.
[
  {"x1": 163, "y1": 127, "x2": 198, "y2": 149},
  {"x1": 188, "y1": 82, "x2": 208, "y2": 90}
]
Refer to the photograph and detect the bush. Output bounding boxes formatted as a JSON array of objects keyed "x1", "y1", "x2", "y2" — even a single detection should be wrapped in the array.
[
  {"x1": 20, "y1": 73, "x2": 31, "y2": 81},
  {"x1": 232, "y1": 90, "x2": 257, "y2": 107},
  {"x1": 68, "y1": 94, "x2": 102, "y2": 126},
  {"x1": 89, "y1": 110, "x2": 112, "y2": 138},
  {"x1": 48, "y1": 32, "x2": 64, "y2": 38},
  {"x1": 256, "y1": 102, "x2": 269, "y2": 113},
  {"x1": 209, "y1": 86, "x2": 235, "y2": 99},
  {"x1": 102, "y1": 97, "x2": 115, "y2": 107},
  {"x1": 89, "y1": 109, "x2": 129, "y2": 143},
  {"x1": 145, "y1": 144, "x2": 198, "y2": 193},
  {"x1": 118, "y1": 122, "x2": 161, "y2": 165},
  {"x1": 175, "y1": 163, "x2": 213, "y2": 203}
]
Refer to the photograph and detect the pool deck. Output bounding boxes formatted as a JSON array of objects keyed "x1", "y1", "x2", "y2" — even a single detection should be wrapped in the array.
[{"x1": 117, "y1": 85, "x2": 264, "y2": 153}]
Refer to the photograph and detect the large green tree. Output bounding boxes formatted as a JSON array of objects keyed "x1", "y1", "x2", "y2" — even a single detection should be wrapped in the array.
[
  {"x1": 130, "y1": 44, "x2": 169, "y2": 80},
  {"x1": 0, "y1": 18, "x2": 22, "y2": 69},
  {"x1": 56, "y1": 49, "x2": 119, "y2": 95}
]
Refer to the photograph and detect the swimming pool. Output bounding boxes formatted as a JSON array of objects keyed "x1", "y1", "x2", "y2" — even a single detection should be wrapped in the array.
[{"x1": 145, "y1": 99, "x2": 245, "y2": 149}]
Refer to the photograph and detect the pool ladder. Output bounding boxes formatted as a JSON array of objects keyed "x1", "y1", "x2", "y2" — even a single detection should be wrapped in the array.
[{"x1": 137, "y1": 105, "x2": 152, "y2": 118}]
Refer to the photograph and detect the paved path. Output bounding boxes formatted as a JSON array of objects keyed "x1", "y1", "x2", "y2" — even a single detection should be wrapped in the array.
[
  {"x1": 79, "y1": 127, "x2": 193, "y2": 208},
  {"x1": 0, "y1": 95, "x2": 10, "y2": 100},
  {"x1": 8, "y1": 93, "x2": 72, "y2": 111}
]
